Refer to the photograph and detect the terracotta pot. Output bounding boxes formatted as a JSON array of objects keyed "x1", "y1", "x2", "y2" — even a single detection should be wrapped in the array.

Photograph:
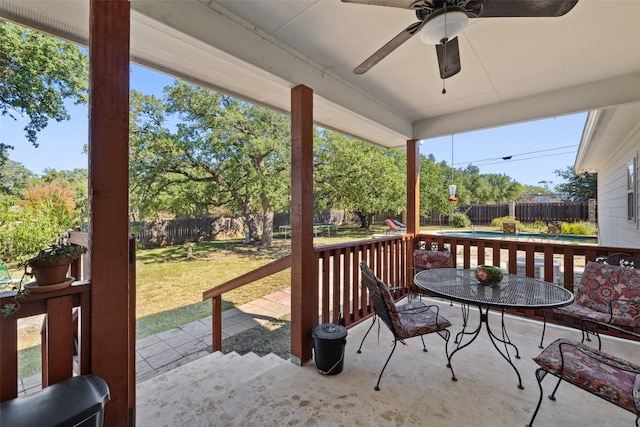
[{"x1": 29, "y1": 257, "x2": 72, "y2": 286}]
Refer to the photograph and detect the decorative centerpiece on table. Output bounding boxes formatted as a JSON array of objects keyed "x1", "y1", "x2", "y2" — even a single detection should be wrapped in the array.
[{"x1": 474, "y1": 265, "x2": 503, "y2": 286}]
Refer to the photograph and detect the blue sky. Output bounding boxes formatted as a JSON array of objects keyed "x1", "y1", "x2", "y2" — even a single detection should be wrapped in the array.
[{"x1": 1, "y1": 64, "x2": 586, "y2": 187}]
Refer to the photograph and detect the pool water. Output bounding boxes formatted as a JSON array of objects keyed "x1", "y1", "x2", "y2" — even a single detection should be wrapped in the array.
[{"x1": 438, "y1": 230, "x2": 597, "y2": 245}]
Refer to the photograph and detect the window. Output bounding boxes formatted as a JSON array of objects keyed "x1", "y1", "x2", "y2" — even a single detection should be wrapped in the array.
[{"x1": 628, "y1": 159, "x2": 636, "y2": 222}]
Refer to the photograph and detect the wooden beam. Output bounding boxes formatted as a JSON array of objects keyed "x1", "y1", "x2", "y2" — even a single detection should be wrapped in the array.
[
  {"x1": 290, "y1": 85, "x2": 315, "y2": 365},
  {"x1": 406, "y1": 139, "x2": 420, "y2": 235},
  {"x1": 89, "y1": 1, "x2": 132, "y2": 426}
]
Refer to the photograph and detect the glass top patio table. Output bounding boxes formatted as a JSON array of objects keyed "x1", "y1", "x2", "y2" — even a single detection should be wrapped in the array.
[{"x1": 413, "y1": 268, "x2": 574, "y2": 389}]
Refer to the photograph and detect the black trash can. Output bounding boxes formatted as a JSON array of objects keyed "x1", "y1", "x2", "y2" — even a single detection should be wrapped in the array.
[
  {"x1": 0, "y1": 375, "x2": 110, "y2": 427},
  {"x1": 312, "y1": 323, "x2": 348, "y2": 375}
]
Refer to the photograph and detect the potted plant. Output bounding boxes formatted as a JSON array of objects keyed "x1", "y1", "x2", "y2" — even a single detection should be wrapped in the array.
[
  {"x1": 1, "y1": 242, "x2": 87, "y2": 317},
  {"x1": 24, "y1": 242, "x2": 87, "y2": 286}
]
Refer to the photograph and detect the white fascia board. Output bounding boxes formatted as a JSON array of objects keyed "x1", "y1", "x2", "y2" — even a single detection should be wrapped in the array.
[
  {"x1": 413, "y1": 73, "x2": 640, "y2": 141},
  {"x1": 132, "y1": 0, "x2": 412, "y2": 145},
  {"x1": 574, "y1": 109, "x2": 603, "y2": 173}
]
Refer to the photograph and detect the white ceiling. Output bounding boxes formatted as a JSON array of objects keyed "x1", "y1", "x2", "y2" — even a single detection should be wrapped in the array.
[{"x1": 2, "y1": 0, "x2": 640, "y2": 150}]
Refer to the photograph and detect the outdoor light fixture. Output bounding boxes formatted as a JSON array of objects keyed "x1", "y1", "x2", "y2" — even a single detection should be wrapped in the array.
[{"x1": 419, "y1": 7, "x2": 468, "y2": 45}]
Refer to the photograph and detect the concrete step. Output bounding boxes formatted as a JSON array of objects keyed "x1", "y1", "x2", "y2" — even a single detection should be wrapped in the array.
[{"x1": 137, "y1": 350, "x2": 288, "y2": 425}]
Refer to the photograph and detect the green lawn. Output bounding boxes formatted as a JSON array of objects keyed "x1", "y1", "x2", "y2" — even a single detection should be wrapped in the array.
[{"x1": 17, "y1": 224, "x2": 388, "y2": 377}]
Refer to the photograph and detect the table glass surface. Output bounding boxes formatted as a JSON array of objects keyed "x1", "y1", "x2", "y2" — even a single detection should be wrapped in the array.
[{"x1": 414, "y1": 268, "x2": 574, "y2": 309}]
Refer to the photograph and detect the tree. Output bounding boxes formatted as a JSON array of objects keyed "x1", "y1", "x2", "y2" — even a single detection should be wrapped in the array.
[
  {"x1": 129, "y1": 83, "x2": 291, "y2": 246},
  {"x1": 0, "y1": 180, "x2": 79, "y2": 263},
  {"x1": 554, "y1": 166, "x2": 597, "y2": 201},
  {"x1": 314, "y1": 131, "x2": 405, "y2": 230},
  {"x1": 41, "y1": 168, "x2": 89, "y2": 227},
  {"x1": 0, "y1": 20, "x2": 88, "y2": 157},
  {"x1": 0, "y1": 156, "x2": 34, "y2": 198},
  {"x1": 419, "y1": 154, "x2": 451, "y2": 218}
]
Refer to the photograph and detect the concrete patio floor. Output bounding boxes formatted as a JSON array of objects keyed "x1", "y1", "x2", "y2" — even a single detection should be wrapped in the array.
[{"x1": 136, "y1": 297, "x2": 640, "y2": 427}]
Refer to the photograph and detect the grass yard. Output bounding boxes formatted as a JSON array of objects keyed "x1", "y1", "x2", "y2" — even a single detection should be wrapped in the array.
[{"x1": 16, "y1": 224, "x2": 388, "y2": 377}]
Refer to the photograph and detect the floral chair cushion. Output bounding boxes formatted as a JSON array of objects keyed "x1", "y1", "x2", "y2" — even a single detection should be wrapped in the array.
[
  {"x1": 574, "y1": 262, "x2": 624, "y2": 312},
  {"x1": 553, "y1": 262, "x2": 640, "y2": 327},
  {"x1": 365, "y1": 270, "x2": 451, "y2": 342},
  {"x1": 634, "y1": 374, "x2": 640, "y2": 412},
  {"x1": 553, "y1": 302, "x2": 612, "y2": 323},
  {"x1": 534, "y1": 338, "x2": 640, "y2": 415},
  {"x1": 414, "y1": 250, "x2": 454, "y2": 271},
  {"x1": 395, "y1": 301, "x2": 451, "y2": 340}
]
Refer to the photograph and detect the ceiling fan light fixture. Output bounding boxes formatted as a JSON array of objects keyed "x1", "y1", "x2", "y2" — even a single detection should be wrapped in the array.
[{"x1": 419, "y1": 8, "x2": 468, "y2": 45}]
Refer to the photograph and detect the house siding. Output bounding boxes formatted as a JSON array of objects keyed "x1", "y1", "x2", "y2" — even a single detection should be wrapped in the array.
[{"x1": 597, "y1": 126, "x2": 640, "y2": 248}]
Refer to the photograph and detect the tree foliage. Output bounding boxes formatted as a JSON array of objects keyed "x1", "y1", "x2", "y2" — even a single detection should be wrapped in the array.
[
  {"x1": 129, "y1": 82, "x2": 291, "y2": 245},
  {"x1": 419, "y1": 154, "x2": 451, "y2": 217},
  {"x1": 314, "y1": 131, "x2": 405, "y2": 229},
  {"x1": 554, "y1": 166, "x2": 597, "y2": 201},
  {"x1": 0, "y1": 179, "x2": 80, "y2": 263},
  {"x1": 0, "y1": 20, "x2": 88, "y2": 156},
  {"x1": 0, "y1": 156, "x2": 34, "y2": 198}
]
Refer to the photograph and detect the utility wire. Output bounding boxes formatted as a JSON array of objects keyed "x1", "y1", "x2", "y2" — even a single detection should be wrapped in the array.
[
  {"x1": 459, "y1": 150, "x2": 576, "y2": 167},
  {"x1": 451, "y1": 144, "x2": 578, "y2": 167}
]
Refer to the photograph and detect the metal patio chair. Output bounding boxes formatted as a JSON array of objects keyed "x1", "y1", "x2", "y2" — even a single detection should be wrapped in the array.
[{"x1": 357, "y1": 261, "x2": 453, "y2": 390}]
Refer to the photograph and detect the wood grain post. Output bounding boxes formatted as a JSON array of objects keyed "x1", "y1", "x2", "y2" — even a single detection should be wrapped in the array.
[
  {"x1": 290, "y1": 85, "x2": 315, "y2": 365},
  {"x1": 89, "y1": 1, "x2": 132, "y2": 425}
]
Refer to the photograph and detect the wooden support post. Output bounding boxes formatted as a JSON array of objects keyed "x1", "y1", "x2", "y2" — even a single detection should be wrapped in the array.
[
  {"x1": 290, "y1": 85, "x2": 315, "y2": 365},
  {"x1": 89, "y1": 1, "x2": 132, "y2": 425},
  {"x1": 406, "y1": 139, "x2": 420, "y2": 236}
]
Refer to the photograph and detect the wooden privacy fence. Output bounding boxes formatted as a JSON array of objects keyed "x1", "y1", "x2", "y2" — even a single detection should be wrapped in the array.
[
  {"x1": 458, "y1": 201, "x2": 592, "y2": 225},
  {"x1": 132, "y1": 203, "x2": 594, "y2": 247},
  {"x1": 515, "y1": 202, "x2": 592, "y2": 223}
]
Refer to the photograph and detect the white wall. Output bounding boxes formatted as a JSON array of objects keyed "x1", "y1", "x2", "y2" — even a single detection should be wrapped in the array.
[{"x1": 597, "y1": 125, "x2": 640, "y2": 249}]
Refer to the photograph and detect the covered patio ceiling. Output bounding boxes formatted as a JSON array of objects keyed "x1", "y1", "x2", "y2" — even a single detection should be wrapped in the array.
[{"x1": 2, "y1": 0, "x2": 640, "y2": 149}]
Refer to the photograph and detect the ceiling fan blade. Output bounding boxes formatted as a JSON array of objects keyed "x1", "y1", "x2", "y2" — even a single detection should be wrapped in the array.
[
  {"x1": 341, "y1": 0, "x2": 417, "y2": 9},
  {"x1": 481, "y1": 0, "x2": 579, "y2": 17},
  {"x1": 354, "y1": 21, "x2": 422, "y2": 74},
  {"x1": 435, "y1": 37, "x2": 461, "y2": 79}
]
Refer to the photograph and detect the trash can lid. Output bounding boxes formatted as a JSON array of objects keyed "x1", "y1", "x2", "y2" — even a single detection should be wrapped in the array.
[{"x1": 312, "y1": 323, "x2": 347, "y2": 340}]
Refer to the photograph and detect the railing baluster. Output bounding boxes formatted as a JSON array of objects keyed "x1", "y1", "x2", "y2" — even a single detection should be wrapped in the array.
[
  {"x1": 44, "y1": 295, "x2": 74, "y2": 386},
  {"x1": 212, "y1": 295, "x2": 222, "y2": 352},
  {"x1": 0, "y1": 315, "x2": 18, "y2": 401}
]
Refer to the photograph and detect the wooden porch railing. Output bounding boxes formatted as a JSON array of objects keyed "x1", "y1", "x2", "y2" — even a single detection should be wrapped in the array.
[
  {"x1": 313, "y1": 234, "x2": 413, "y2": 327},
  {"x1": 205, "y1": 232, "x2": 639, "y2": 358},
  {"x1": 416, "y1": 232, "x2": 640, "y2": 323},
  {"x1": 202, "y1": 255, "x2": 292, "y2": 351},
  {"x1": 0, "y1": 237, "x2": 90, "y2": 403},
  {"x1": 0, "y1": 232, "x2": 137, "y2": 404}
]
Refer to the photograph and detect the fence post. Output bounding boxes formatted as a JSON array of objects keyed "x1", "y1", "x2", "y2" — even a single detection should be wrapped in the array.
[{"x1": 588, "y1": 198, "x2": 597, "y2": 223}]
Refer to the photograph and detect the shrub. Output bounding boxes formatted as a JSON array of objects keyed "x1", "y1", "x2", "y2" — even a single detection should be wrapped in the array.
[
  {"x1": 450, "y1": 212, "x2": 471, "y2": 228},
  {"x1": 561, "y1": 221, "x2": 597, "y2": 236},
  {"x1": 490, "y1": 216, "x2": 524, "y2": 230}
]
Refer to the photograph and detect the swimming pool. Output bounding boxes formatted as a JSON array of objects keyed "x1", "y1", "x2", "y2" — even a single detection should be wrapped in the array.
[{"x1": 437, "y1": 230, "x2": 598, "y2": 245}]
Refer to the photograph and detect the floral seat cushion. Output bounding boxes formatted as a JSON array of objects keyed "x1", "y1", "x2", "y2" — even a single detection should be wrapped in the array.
[
  {"x1": 534, "y1": 338, "x2": 640, "y2": 414},
  {"x1": 414, "y1": 250, "x2": 454, "y2": 271},
  {"x1": 374, "y1": 283, "x2": 451, "y2": 342},
  {"x1": 552, "y1": 261, "x2": 640, "y2": 327}
]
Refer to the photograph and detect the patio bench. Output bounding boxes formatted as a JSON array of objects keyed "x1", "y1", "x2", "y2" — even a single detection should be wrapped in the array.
[
  {"x1": 527, "y1": 337, "x2": 640, "y2": 427},
  {"x1": 540, "y1": 254, "x2": 640, "y2": 349}
]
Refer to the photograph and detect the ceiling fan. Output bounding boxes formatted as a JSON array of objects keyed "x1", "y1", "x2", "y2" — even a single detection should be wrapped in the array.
[{"x1": 343, "y1": 0, "x2": 579, "y2": 81}]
